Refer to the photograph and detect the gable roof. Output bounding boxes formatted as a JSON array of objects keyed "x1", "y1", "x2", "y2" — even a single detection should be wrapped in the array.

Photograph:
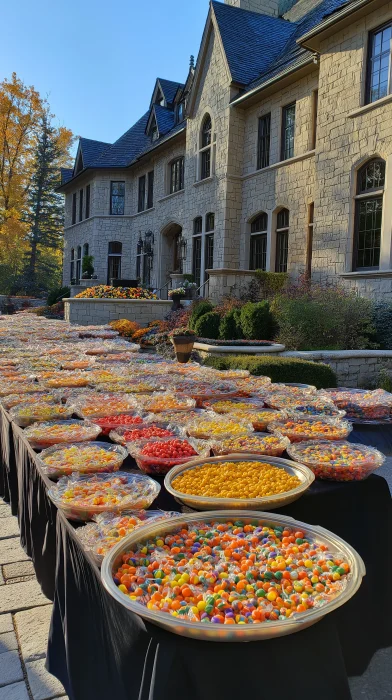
[
  {"x1": 158, "y1": 78, "x2": 184, "y2": 104},
  {"x1": 79, "y1": 137, "x2": 111, "y2": 166},
  {"x1": 94, "y1": 112, "x2": 151, "y2": 168},
  {"x1": 60, "y1": 168, "x2": 74, "y2": 185},
  {"x1": 154, "y1": 104, "x2": 175, "y2": 136},
  {"x1": 212, "y1": 1, "x2": 296, "y2": 86}
]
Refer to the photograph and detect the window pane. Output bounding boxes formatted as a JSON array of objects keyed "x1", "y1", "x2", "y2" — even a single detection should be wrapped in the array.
[
  {"x1": 111, "y1": 181, "x2": 125, "y2": 215},
  {"x1": 206, "y1": 213, "x2": 215, "y2": 232},
  {"x1": 281, "y1": 103, "x2": 296, "y2": 160},
  {"x1": 277, "y1": 208, "x2": 289, "y2": 229},
  {"x1": 108, "y1": 256, "x2": 121, "y2": 283},
  {"x1": 193, "y1": 217, "x2": 202, "y2": 235},
  {"x1": 257, "y1": 114, "x2": 271, "y2": 169},
  {"x1": 192, "y1": 236, "x2": 202, "y2": 287},
  {"x1": 170, "y1": 158, "x2": 184, "y2": 193},
  {"x1": 367, "y1": 24, "x2": 392, "y2": 103},
  {"x1": 201, "y1": 149, "x2": 211, "y2": 180},
  {"x1": 250, "y1": 233, "x2": 267, "y2": 270},
  {"x1": 147, "y1": 171, "x2": 154, "y2": 209},
  {"x1": 85, "y1": 184, "x2": 90, "y2": 218},
  {"x1": 72, "y1": 193, "x2": 77, "y2": 225},
  {"x1": 79, "y1": 189, "x2": 84, "y2": 221},
  {"x1": 275, "y1": 231, "x2": 289, "y2": 272},
  {"x1": 108, "y1": 241, "x2": 122, "y2": 254},
  {"x1": 251, "y1": 213, "x2": 267, "y2": 233},
  {"x1": 205, "y1": 234, "x2": 214, "y2": 272},
  {"x1": 202, "y1": 116, "x2": 212, "y2": 147},
  {"x1": 138, "y1": 176, "x2": 146, "y2": 212},
  {"x1": 83, "y1": 243, "x2": 89, "y2": 257},
  {"x1": 358, "y1": 159, "x2": 385, "y2": 193},
  {"x1": 354, "y1": 197, "x2": 382, "y2": 269}
]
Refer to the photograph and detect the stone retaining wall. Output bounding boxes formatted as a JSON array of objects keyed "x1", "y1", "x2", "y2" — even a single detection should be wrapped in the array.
[
  {"x1": 64, "y1": 298, "x2": 172, "y2": 326},
  {"x1": 282, "y1": 351, "x2": 392, "y2": 388}
]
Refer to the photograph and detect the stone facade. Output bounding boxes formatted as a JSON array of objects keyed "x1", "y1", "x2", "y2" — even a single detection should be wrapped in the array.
[
  {"x1": 61, "y1": 0, "x2": 392, "y2": 304},
  {"x1": 64, "y1": 298, "x2": 172, "y2": 326}
]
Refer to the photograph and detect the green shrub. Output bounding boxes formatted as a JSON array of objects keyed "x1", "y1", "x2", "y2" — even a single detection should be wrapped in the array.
[
  {"x1": 47, "y1": 286, "x2": 70, "y2": 307},
  {"x1": 194, "y1": 312, "x2": 221, "y2": 339},
  {"x1": 189, "y1": 300, "x2": 213, "y2": 330},
  {"x1": 378, "y1": 368, "x2": 392, "y2": 392},
  {"x1": 203, "y1": 355, "x2": 337, "y2": 389},
  {"x1": 372, "y1": 302, "x2": 392, "y2": 349},
  {"x1": 219, "y1": 309, "x2": 243, "y2": 340},
  {"x1": 240, "y1": 301, "x2": 274, "y2": 340},
  {"x1": 254, "y1": 271, "x2": 289, "y2": 298},
  {"x1": 271, "y1": 286, "x2": 375, "y2": 351}
]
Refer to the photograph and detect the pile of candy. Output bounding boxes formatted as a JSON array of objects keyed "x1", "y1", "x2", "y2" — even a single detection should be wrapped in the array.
[
  {"x1": 113, "y1": 519, "x2": 351, "y2": 625},
  {"x1": 186, "y1": 415, "x2": 252, "y2": 440},
  {"x1": 171, "y1": 460, "x2": 301, "y2": 499},
  {"x1": 93, "y1": 414, "x2": 144, "y2": 436},
  {"x1": 45, "y1": 374, "x2": 90, "y2": 388},
  {"x1": 132, "y1": 438, "x2": 209, "y2": 475},
  {"x1": 48, "y1": 472, "x2": 160, "y2": 520},
  {"x1": 39, "y1": 442, "x2": 128, "y2": 478},
  {"x1": 72, "y1": 394, "x2": 137, "y2": 418},
  {"x1": 137, "y1": 393, "x2": 196, "y2": 413},
  {"x1": 212, "y1": 433, "x2": 290, "y2": 457},
  {"x1": 24, "y1": 420, "x2": 101, "y2": 449},
  {"x1": 205, "y1": 399, "x2": 265, "y2": 414},
  {"x1": 110, "y1": 424, "x2": 181, "y2": 445},
  {"x1": 287, "y1": 440, "x2": 385, "y2": 481},
  {"x1": 321, "y1": 388, "x2": 392, "y2": 421},
  {"x1": 268, "y1": 416, "x2": 352, "y2": 443},
  {"x1": 10, "y1": 402, "x2": 73, "y2": 428}
]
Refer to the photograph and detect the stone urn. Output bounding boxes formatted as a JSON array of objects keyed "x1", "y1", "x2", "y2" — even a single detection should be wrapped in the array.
[
  {"x1": 171, "y1": 334, "x2": 196, "y2": 363},
  {"x1": 170, "y1": 293, "x2": 185, "y2": 311}
]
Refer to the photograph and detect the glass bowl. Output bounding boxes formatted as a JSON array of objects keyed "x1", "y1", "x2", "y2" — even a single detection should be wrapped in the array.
[
  {"x1": 130, "y1": 437, "x2": 212, "y2": 475},
  {"x1": 267, "y1": 415, "x2": 353, "y2": 443},
  {"x1": 287, "y1": 440, "x2": 385, "y2": 481},
  {"x1": 37, "y1": 441, "x2": 128, "y2": 478},
  {"x1": 23, "y1": 419, "x2": 102, "y2": 449},
  {"x1": 164, "y1": 454, "x2": 314, "y2": 510},
  {"x1": 212, "y1": 432, "x2": 290, "y2": 457},
  {"x1": 101, "y1": 510, "x2": 365, "y2": 642}
]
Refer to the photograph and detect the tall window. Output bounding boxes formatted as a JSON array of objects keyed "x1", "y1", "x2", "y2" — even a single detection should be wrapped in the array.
[
  {"x1": 107, "y1": 241, "x2": 122, "y2": 283},
  {"x1": 136, "y1": 239, "x2": 143, "y2": 281},
  {"x1": 110, "y1": 182, "x2": 125, "y2": 215},
  {"x1": 257, "y1": 114, "x2": 271, "y2": 170},
  {"x1": 310, "y1": 91, "x2": 318, "y2": 150},
  {"x1": 83, "y1": 243, "x2": 89, "y2": 257},
  {"x1": 281, "y1": 103, "x2": 296, "y2": 160},
  {"x1": 205, "y1": 213, "x2": 215, "y2": 277},
  {"x1": 200, "y1": 114, "x2": 212, "y2": 180},
  {"x1": 72, "y1": 193, "x2": 77, "y2": 225},
  {"x1": 170, "y1": 157, "x2": 185, "y2": 193},
  {"x1": 138, "y1": 175, "x2": 146, "y2": 212},
  {"x1": 366, "y1": 22, "x2": 392, "y2": 104},
  {"x1": 306, "y1": 203, "x2": 314, "y2": 278},
  {"x1": 353, "y1": 158, "x2": 385, "y2": 270},
  {"x1": 79, "y1": 189, "x2": 84, "y2": 222},
  {"x1": 250, "y1": 213, "x2": 268, "y2": 270},
  {"x1": 70, "y1": 249, "x2": 75, "y2": 281},
  {"x1": 275, "y1": 209, "x2": 289, "y2": 272},
  {"x1": 85, "y1": 184, "x2": 91, "y2": 218},
  {"x1": 192, "y1": 217, "x2": 203, "y2": 287},
  {"x1": 147, "y1": 171, "x2": 154, "y2": 209},
  {"x1": 76, "y1": 246, "x2": 82, "y2": 283}
]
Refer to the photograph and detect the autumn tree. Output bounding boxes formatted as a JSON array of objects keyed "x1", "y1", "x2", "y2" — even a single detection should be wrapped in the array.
[{"x1": 22, "y1": 107, "x2": 73, "y2": 291}]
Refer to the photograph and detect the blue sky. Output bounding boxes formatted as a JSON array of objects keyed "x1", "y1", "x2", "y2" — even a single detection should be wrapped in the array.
[{"x1": 0, "y1": 0, "x2": 209, "y2": 150}]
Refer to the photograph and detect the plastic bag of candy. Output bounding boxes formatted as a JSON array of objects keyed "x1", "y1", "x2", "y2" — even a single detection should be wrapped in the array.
[
  {"x1": 38, "y1": 441, "x2": 128, "y2": 478},
  {"x1": 287, "y1": 439, "x2": 385, "y2": 481},
  {"x1": 24, "y1": 419, "x2": 101, "y2": 449},
  {"x1": 212, "y1": 432, "x2": 290, "y2": 457},
  {"x1": 267, "y1": 415, "x2": 353, "y2": 443}
]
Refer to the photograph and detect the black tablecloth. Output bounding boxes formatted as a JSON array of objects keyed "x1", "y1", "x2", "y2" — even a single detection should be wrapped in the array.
[
  {"x1": 1, "y1": 406, "x2": 391, "y2": 700},
  {"x1": 0, "y1": 406, "x2": 18, "y2": 514},
  {"x1": 349, "y1": 422, "x2": 392, "y2": 454}
]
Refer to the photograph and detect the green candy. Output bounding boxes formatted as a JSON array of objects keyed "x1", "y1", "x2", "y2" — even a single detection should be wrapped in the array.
[
  {"x1": 256, "y1": 589, "x2": 266, "y2": 597},
  {"x1": 274, "y1": 571, "x2": 283, "y2": 579}
]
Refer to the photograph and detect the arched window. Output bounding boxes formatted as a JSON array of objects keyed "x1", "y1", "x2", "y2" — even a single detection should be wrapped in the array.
[
  {"x1": 275, "y1": 209, "x2": 289, "y2": 272},
  {"x1": 76, "y1": 246, "x2": 82, "y2": 283},
  {"x1": 169, "y1": 157, "x2": 185, "y2": 194},
  {"x1": 192, "y1": 217, "x2": 203, "y2": 287},
  {"x1": 354, "y1": 158, "x2": 385, "y2": 270},
  {"x1": 70, "y1": 248, "x2": 75, "y2": 282},
  {"x1": 107, "y1": 241, "x2": 122, "y2": 283},
  {"x1": 250, "y1": 213, "x2": 268, "y2": 270},
  {"x1": 200, "y1": 114, "x2": 213, "y2": 180}
]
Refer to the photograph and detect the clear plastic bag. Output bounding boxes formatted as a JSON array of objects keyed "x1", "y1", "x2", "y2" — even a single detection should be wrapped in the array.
[
  {"x1": 202, "y1": 398, "x2": 265, "y2": 413},
  {"x1": 10, "y1": 402, "x2": 74, "y2": 428},
  {"x1": 186, "y1": 414, "x2": 253, "y2": 440},
  {"x1": 47, "y1": 471, "x2": 160, "y2": 521},
  {"x1": 71, "y1": 394, "x2": 137, "y2": 419},
  {"x1": 129, "y1": 437, "x2": 212, "y2": 475},
  {"x1": 109, "y1": 423, "x2": 185, "y2": 445},
  {"x1": 136, "y1": 393, "x2": 196, "y2": 413},
  {"x1": 320, "y1": 388, "x2": 392, "y2": 421},
  {"x1": 212, "y1": 432, "x2": 290, "y2": 457},
  {"x1": 287, "y1": 439, "x2": 385, "y2": 481},
  {"x1": 38, "y1": 441, "x2": 128, "y2": 478},
  {"x1": 267, "y1": 415, "x2": 353, "y2": 443},
  {"x1": 24, "y1": 419, "x2": 101, "y2": 449}
]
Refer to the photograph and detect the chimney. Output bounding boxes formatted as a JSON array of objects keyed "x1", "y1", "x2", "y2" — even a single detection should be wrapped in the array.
[{"x1": 224, "y1": 0, "x2": 297, "y2": 16}]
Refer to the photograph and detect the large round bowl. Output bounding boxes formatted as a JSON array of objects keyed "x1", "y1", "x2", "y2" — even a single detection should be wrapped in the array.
[
  {"x1": 101, "y1": 510, "x2": 365, "y2": 642},
  {"x1": 164, "y1": 454, "x2": 314, "y2": 510}
]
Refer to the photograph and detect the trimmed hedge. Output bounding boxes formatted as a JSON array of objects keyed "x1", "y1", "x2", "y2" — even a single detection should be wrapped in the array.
[
  {"x1": 240, "y1": 301, "x2": 274, "y2": 340},
  {"x1": 189, "y1": 301, "x2": 214, "y2": 330},
  {"x1": 203, "y1": 355, "x2": 337, "y2": 389},
  {"x1": 194, "y1": 312, "x2": 221, "y2": 339},
  {"x1": 219, "y1": 309, "x2": 243, "y2": 340}
]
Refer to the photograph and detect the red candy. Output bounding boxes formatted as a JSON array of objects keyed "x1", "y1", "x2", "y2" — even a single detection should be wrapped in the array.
[
  {"x1": 120, "y1": 426, "x2": 174, "y2": 441},
  {"x1": 94, "y1": 414, "x2": 143, "y2": 436},
  {"x1": 141, "y1": 439, "x2": 197, "y2": 459}
]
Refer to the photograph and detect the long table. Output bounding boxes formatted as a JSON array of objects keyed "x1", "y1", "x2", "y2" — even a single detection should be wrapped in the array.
[{"x1": 1, "y1": 405, "x2": 391, "y2": 700}]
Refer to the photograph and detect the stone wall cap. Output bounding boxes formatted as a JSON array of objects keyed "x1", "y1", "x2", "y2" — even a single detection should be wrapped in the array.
[
  {"x1": 194, "y1": 342, "x2": 285, "y2": 353},
  {"x1": 64, "y1": 298, "x2": 172, "y2": 304},
  {"x1": 282, "y1": 350, "x2": 392, "y2": 359},
  {"x1": 205, "y1": 268, "x2": 256, "y2": 276}
]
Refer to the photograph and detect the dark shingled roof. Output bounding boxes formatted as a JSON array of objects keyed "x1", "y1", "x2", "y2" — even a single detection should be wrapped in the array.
[
  {"x1": 60, "y1": 168, "x2": 74, "y2": 185},
  {"x1": 154, "y1": 104, "x2": 175, "y2": 137},
  {"x1": 212, "y1": 1, "x2": 295, "y2": 86},
  {"x1": 95, "y1": 112, "x2": 151, "y2": 168},
  {"x1": 79, "y1": 137, "x2": 111, "y2": 166},
  {"x1": 158, "y1": 78, "x2": 184, "y2": 104}
]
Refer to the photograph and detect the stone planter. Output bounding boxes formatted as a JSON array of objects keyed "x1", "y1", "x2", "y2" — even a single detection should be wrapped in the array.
[
  {"x1": 171, "y1": 336, "x2": 195, "y2": 363},
  {"x1": 170, "y1": 293, "x2": 185, "y2": 311}
]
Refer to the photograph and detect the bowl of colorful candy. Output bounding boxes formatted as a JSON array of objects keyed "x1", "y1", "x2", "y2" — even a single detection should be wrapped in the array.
[
  {"x1": 320, "y1": 388, "x2": 392, "y2": 422},
  {"x1": 1, "y1": 391, "x2": 61, "y2": 411},
  {"x1": 38, "y1": 441, "x2": 128, "y2": 478},
  {"x1": 212, "y1": 433, "x2": 290, "y2": 457},
  {"x1": 109, "y1": 423, "x2": 185, "y2": 446},
  {"x1": 287, "y1": 440, "x2": 385, "y2": 481},
  {"x1": 203, "y1": 398, "x2": 265, "y2": 414},
  {"x1": 136, "y1": 393, "x2": 196, "y2": 413},
  {"x1": 23, "y1": 419, "x2": 102, "y2": 449},
  {"x1": 171, "y1": 379, "x2": 240, "y2": 405},
  {"x1": 77, "y1": 509, "x2": 180, "y2": 565},
  {"x1": 101, "y1": 510, "x2": 365, "y2": 641},
  {"x1": 44, "y1": 374, "x2": 91, "y2": 388},
  {"x1": 93, "y1": 413, "x2": 145, "y2": 436},
  {"x1": 47, "y1": 472, "x2": 160, "y2": 521},
  {"x1": 10, "y1": 402, "x2": 74, "y2": 428},
  {"x1": 164, "y1": 455, "x2": 314, "y2": 511},
  {"x1": 72, "y1": 394, "x2": 138, "y2": 419},
  {"x1": 186, "y1": 415, "x2": 253, "y2": 440},
  {"x1": 130, "y1": 438, "x2": 212, "y2": 475},
  {"x1": 267, "y1": 415, "x2": 352, "y2": 443}
]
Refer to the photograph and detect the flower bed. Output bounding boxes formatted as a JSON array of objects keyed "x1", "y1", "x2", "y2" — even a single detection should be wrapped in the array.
[{"x1": 75, "y1": 285, "x2": 157, "y2": 300}]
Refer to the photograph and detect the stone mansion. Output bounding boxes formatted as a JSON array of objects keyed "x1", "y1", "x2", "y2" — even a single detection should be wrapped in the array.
[{"x1": 59, "y1": 0, "x2": 392, "y2": 302}]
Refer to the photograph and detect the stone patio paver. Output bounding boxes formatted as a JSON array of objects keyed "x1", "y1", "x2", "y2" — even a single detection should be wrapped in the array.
[
  {"x1": 0, "y1": 613, "x2": 14, "y2": 633},
  {"x1": 0, "y1": 682, "x2": 29, "y2": 700},
  {"x1": 3, "y1": 561, "x2": 35, "y2": 580},
  {"x1": 26, "y1": 658, "x2": 66, "y2": 700},
  {"x1": 14, "y1": 606, "x2": 53, "y2": 662},
  {"x1": 0, "y1": 649, "x2": 23, "y2": 687},
  {"x1": 0, "y1": 579, "x2": 51, "y2": 614},
  {"x1": 0, "y1": 538, "x2": 29, "y2": 565},
  {"x1": 0, "y1": 629, "x2": 18, "y2": 654},
  {"x1": 0, "y1": 517, "x2": 21, "y2": 539},
  {"x1": 0, "y1": 505, "x2": 11, "y2": 518}
]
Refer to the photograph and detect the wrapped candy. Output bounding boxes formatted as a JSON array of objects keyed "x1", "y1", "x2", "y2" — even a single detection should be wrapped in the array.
[
  {"x1": 287, "y1": 440, "x2": 385, "y2": 481},
  {"x1": 38, "y1": 441, "x2": 128, "y2": 478},
  {"x1": 268, "y1": 415, "x2": 353, "y2": 443},
  {"x1": 136, "y1": 393, "x2": 196, "y2": 413},
  {"x1": 24, "y1": 419, "x2": 101, "y2": 449},
  {"x1": 212, "y1": 432, "x2": 290, "y2": 457},
  {"x1": 10, "y1": 402, "x2": 74, "y2": 428},
  {"x1": 186, "y1": 414, "x2": 253, "y2": 440},
  {"x1": 129, "y1": 437, "x2": 212, "y2": 475}
]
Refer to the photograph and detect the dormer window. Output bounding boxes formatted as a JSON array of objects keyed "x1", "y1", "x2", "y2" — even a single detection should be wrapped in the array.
[
  {"x1": 176, "y1": 102, "x2": 185, "y2": 124},
  {"x1": 155, "y1": 88, "x2": 165, "y2": 107},
  {"x1": 151, "y1": 125, "x2": 159, "y2": 142}
]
